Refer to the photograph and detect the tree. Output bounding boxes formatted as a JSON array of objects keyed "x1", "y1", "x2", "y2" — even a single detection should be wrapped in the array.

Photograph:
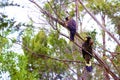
[
  {"x1": 0, "y1": 0, "x2": 120, "y2": 80},
  {"x1": 0, "y1": 1, "x2": 34, "y2": 80},
  {"x1": 29, "y1": 0, "x2": 120, "y2": 79}
]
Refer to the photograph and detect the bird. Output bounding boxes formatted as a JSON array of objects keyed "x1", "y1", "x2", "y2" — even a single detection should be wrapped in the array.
[
  {"x1": 65, "y1": 16, "x2": 76, "y2": 41},
  {"x1": 82, "y1": 36, "x2": 93, "y2": 72}
]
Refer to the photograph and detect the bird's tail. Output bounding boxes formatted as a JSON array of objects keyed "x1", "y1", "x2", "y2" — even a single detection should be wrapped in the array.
[{"x1": 85, "y1": 61, "x2": 93, "y2": 72}]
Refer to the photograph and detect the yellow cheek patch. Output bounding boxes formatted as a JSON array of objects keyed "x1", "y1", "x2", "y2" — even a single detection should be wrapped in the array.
[
  {"x1": 85, "y1": 37, "x2": 87, "y2": 41},
  {"x1": 68, "y1": 16, "x2": 71, "y2": 20}
]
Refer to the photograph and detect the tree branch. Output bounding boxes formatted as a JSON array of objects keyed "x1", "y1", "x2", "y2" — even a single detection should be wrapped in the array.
[
  {"x1": 78, "y1": 0, "x2": 120, "y2": 46},
  {"x1": 29, "y1": 0, "x2": 120, "y2": 79},
  {"x1": 29, "y1": 0, "x2": 84, "y2": 41}
]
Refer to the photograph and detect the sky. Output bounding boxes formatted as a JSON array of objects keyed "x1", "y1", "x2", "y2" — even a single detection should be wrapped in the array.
[
  {"x1": 1, "y1": 0, "x2": 119, "y2": 58},
  {"x1": 3, "y1": 0, "x2": 119, "y2": 44},
  {"x1": 0, "y1": 0, "x2": 31, "y2": 79}
]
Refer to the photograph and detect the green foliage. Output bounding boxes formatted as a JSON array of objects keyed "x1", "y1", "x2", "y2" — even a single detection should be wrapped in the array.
[
  {"x1": 22, "y1": 29, "x2": 70, "y2": 79},
  {"x1": 0, "y1": 0, "x2": 120, "y2": 79},
  {"x1": 48, "y1": 31, "x2": 67, "y2": 55},
  {"x1": 0, "y1": 0, "x2": 20, "y2": 7},
  {"x1": 0, "y1": 14, "x2": 15, "y2": 29},
  {"x1": 112, "y1": 45, "x2": 120, "y2": 76},
  {"x1": 31, "y1": 30, "x2": 48, "y2": 57},
  {"x1": 43, "y1": 0, "x2": 77, "y2": 20},
  {"x1": 115, "y1": 45, "x2": 120, "y2": 53},
  {"x1": 0, "y1": 13, "x2": 25, "y2": 38},
  {"x1": 0, "y1": 36, "x2": 8, "y2": 49},
  {"x1": 69, "y1": 9, "x2": 75, "y2": 17},
  {"x1": 87, "y1": 29, "x2": 97, "y2": 40},
  {"x1": 87, "y1": 29, "x2": 98, "y2": 46},
  {"x1": 87, "y1": 0, "x2": 120, "y2": 35},
  {"x1": 0, "y1": 51, "x2": 38, "y2": 80},
  {"x1": 80, "y1": 29, "x2": 97, "y2": 45}
]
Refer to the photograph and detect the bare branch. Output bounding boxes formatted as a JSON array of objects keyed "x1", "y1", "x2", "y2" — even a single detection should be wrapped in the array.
[
  {"x1": 29, "y1": 0, "x2": 84, "y2": 41},
  {"x1": 78, "y1": 0, "x2": 120, "y2": 46}
]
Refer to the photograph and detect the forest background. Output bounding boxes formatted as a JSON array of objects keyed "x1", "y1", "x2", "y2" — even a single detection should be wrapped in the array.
[{"x1": 0, "y1": 0, "x2": 120, "y2": 80}]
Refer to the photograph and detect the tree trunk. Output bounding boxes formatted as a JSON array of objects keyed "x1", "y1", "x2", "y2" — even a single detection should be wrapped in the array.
[
  {"x1": 101, "y1": 14, "x2": 110, "y2": 80},
  {"x1": 75, "y1": 0, "x2": 79, "y2": 32}
]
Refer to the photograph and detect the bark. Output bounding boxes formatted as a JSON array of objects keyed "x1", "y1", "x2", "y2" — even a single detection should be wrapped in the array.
[
  {"x1": 101, "y1": 14, "x2": 110, "y2": 80},
  {"x1": 75, "y1": 0, "x2": 79, "y2": 31},
  {"x1": 75, "y1": 1, "x2": 81, "y2": 79},
  {"x1": 101, "y1": 14, "x2": 106, "y2": 56},
  {"x1": 93, "y1": 52, "x2": 119, "y2": 80}
]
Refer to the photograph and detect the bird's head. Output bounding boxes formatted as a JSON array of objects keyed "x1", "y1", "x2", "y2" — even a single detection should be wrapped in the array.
[
  {"x1": 65, "y1": 16, "x2": 71, "y2": 21},
  {"x1": 86, "y1": 36, "x2": 93, "y2": 45}
]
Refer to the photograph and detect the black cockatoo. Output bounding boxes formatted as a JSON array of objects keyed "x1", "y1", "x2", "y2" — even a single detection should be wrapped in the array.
[
  {"x1": 65, "y1": 17, "x2": 76, "y2": 41},
  {"x1": 82, "y1": 36, "x2": 93, "y2": 72}
]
